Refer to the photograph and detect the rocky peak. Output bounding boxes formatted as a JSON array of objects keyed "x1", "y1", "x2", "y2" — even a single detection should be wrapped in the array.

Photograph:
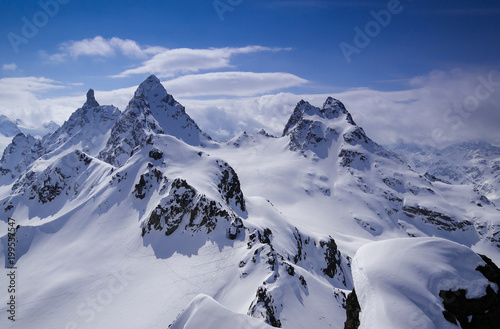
[
  {"x1": 42, "y1": 90, "x2": 120, "y2": 156},
  {"x1": 322, "y1": 97, "x2": 355, "y2": 124},
  {"x1": 126, "y1": 74, "x2": 206, "y2": 139},
  {"x1": 283, "y1": 98, "x2": 356, "y2": 138},
  {"x1": 133, "y1": 75, "x2": 168, "y2": 101},
  {"x1": 282, "y1": 98, "x2": 365, "y2": 158},
  {"x1": 83, "y1": 89, "x2": 100, "y2": 109},
  {"x1": 99, "y1": 75, "x2": 210, "y2": 166},
  {"x1": 282, "y1": 100, "x2": 320, "y2": 136}
]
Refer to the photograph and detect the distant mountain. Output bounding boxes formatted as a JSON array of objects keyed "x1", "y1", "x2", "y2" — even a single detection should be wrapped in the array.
[
  {"x1": 16, "y1": 119, "x2": 60, "y2": 138},
  {"x1": 0, "y1": 115, "x2": 22, "y2": 137},
  {"x1": 0, "y1": 115, "x2": 59, "y2": 155},
  {"x1": 0, "y1": 75, "x2": 498, "y2": 329},
  {"x1": 389, "y1": 141, "x2": 500, "y2": 204},
  {"x1": 0, "y1": 115, "x2": 23, "y2": 155}
]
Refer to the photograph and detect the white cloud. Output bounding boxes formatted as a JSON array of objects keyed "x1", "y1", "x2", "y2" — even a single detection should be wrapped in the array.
[
  {"x1": 111, "y1": 46, "x2": 291, "y2": 78},
  {"x1": 0, "y1": 77, "x2": 66, "y2": 126},
  {"x1": 42, "y1": 38, "x2": 292, "y2": 80},
  {"x1": 182, "y1": 69, "x2": 500, "y2": 145},
  {"x1": 0, "y1": 77, "x2": 64, "y2": 92},
  {"x1": 2, "y1": 69, "x2": 498, "y2": 148},
  {"x1": 2, "y1": 63, "x2": 17, "y2": 71},
  {"x1": 163, "y1": 71, "x2": 307, "y2": 97},
  {"x1": 43, "y1": 36, "x2": 165, "y2": 63}
]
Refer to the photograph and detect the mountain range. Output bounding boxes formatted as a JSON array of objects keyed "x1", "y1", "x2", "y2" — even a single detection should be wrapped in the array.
[
  {"x1": 1, "y1": 75, "x2": 499, "y2": 329},
  {"x1": 0, "y1": 115, "x2": 59, "y2": 155}
]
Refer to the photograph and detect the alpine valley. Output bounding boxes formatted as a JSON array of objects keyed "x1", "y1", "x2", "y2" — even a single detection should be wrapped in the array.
[{"x1": 1, "y1": 75, "x2": 499, "y2": 329}]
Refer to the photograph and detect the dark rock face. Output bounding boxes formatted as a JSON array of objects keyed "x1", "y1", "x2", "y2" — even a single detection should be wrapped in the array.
[
  {"x1": 320, "y1": 237, "x2": 344, "y2": 284},
  {"x1": 12, "y1": 150, "x2": 92, "y2": 204},
  {"x1": 142, "y1": 178, "x2": 243, "y2": 238},
  {"x1": 83, "y1": 89, "x2": 100, "y2": 109},
  {"x1": 133, "y1": 168, "x2": 163, "y2": 199},
  {"x1": 344, "y1": 289, "x2": 361, "y2": 329},
  {"x1": 248, "y1": 286, "x2": 282, "y2": 328},
  {"x1": 241, "y1": 226, "x2": 351, "y2": 327},
  {"x1": 338, "y1": 149, "x2": 369, "y2": 170},
  {"x1": 99, "y1": 75, "x2": 210, "y2": 167},
  {"x1": 148, "y1": 147, "x2": 163, "y2": 160},
  {"x1": 216, "y1": 160, "x2": 246, "y2": 214},
  {"x1": 343, "y1": 127, "x2": 370, "y2": 147},
  {"x1": 402, "y1": 205, "x2": 473, "y2": 232},
  {"x1": 440, "y1": 254, "x2": 500, "y2": 329}
]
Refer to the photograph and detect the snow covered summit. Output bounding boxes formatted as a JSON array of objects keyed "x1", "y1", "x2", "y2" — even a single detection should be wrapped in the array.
[
  {"x1": 282, "y1": 97, "x2": 374, "y2": 159},
  {"x1": 42, "y1": 89, "x2": 121, "y2": 157},
  {"x1": 99, "y1": 75, "x2": 210, "y2": 166}
]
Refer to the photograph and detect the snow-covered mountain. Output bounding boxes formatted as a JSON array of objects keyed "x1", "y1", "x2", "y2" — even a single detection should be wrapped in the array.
[
  {"x1": 0, "y1": 115, "x2": 59, "y2": 156},
  {"x1": 390, "y1": 142, "x2": 500, "y2": 205},
  {"x1": 1, "y1": 75, "x2": 499, "y2": 329},
  {"x1": 0, "y1": 115, "x2": 22, "y2": 138},
  {"x1": 98, "y1": 75, "x2": 210, "y2": 166}
]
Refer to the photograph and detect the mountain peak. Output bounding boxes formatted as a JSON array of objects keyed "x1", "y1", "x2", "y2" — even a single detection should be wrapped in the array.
[
  {"x1": 99, "y1": 76, "x2": 210, "y2": 166},
  {"x1": 322, "y1": 97, "x2": 355, "y2": 124},
  {"x1": 283, "y1": 98, "x2": 355, "y2": 137},
  {"x1": 282, "y1": 97, "x2": 374, "y2": 158},
  {"x1": 83, "y1": 89, "x2": 100, "y2": 109},
  {"x1": 134, "y1": 75, "x2": 164, "y2": 99},
  {"x1": 145, "y1": 74, "x2": 160, "y2": 84}
]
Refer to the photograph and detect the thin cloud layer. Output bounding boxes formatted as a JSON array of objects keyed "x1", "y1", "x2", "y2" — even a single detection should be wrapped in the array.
[
  {"x1": 164, "y1": 72, "x2": 307, "y2": 97},
  {"x1": 42, "y1": 37, "x2": 291, "y2": 79},
  {"x1": 2, "y1": 63, "x2": 17, "y2": 71},
  {"x1": 42, "y1": 36, "x2": 165, "y2": 63},
  {"x1": 111, "y1": 46, "x2": 291, "y2": 78}
]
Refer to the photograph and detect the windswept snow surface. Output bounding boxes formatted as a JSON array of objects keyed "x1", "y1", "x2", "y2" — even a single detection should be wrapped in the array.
[
  {"x1": 169, "y1": 294, "x2": 273, "y2": 329},
  {"x1": 352, "y1": 237, "x2": 495, "y2": 329}
]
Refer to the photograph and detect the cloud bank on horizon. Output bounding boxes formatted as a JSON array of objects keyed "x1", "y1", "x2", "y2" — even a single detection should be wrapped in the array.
[{"x1": 0, "y1": 0, "x2": 499, "y2": 148}]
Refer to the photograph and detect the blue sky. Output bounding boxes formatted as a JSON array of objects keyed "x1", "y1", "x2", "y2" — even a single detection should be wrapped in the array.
[{"x1": 0, "y1": 0, "x2": 499, "y2": 146}]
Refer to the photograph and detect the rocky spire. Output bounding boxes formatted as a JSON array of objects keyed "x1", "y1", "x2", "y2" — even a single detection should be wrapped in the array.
[{"x1": 83, "y1": 89, "x2": 100, "y2": 109}]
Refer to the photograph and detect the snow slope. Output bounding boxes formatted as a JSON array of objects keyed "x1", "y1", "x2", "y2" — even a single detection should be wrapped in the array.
[
  {"x1": 169, "y1": 294, "x2": 273, "y2": 329},
  {"x1": 352, "y1": 237, "x2": 498, "y2": 329},
  {"x1": 0, "y1": 75, "x2": 499, "y2": 329}
]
